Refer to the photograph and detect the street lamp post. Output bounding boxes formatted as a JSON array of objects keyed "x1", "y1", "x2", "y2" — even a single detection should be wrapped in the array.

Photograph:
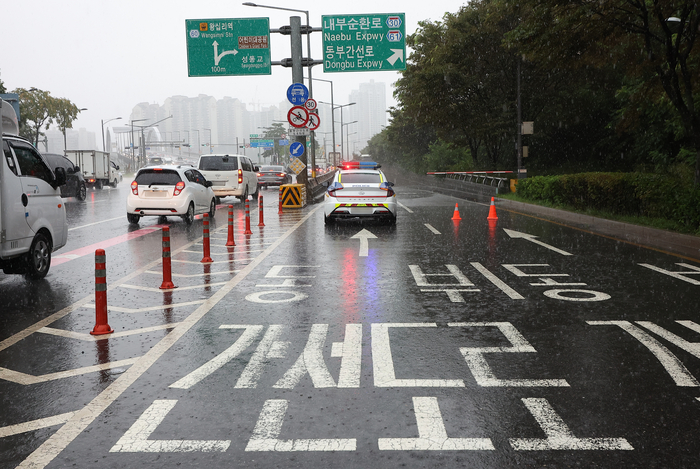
[
  {"x1": 204, "y1": 128, "x2": 212, "y2": 153},
  {"x1": 343, "y1": 122, "x2": 358, "y2": 160},
  {"x1": 101, "y1": 116, "x2": 122, "y2": 152},
  {"x1": 130, "y1": 118, "x2": 148, "y2": 171},
  {"x1": 131, "y1": 115, "x2": 173, "y2": 169},
  {"x1": 320, "y1": 101, "x2": 355, "y2": 164},
  {"x1": 243, "y1": 2, "x2": 318, "y2": 183},
  {"x1": 193, "y1": 130, "x2": 200, "y2": 155},
  {"x1": 311, "y1": 78, "x2": 336, "y2": 167}
]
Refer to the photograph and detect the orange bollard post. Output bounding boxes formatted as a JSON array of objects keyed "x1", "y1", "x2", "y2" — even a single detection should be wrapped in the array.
[
  {"x1": 451, "y1": 203, "x2": 462, "y2": 221},
  {"x1": 201, "y1": 213, "x2": 213, "y2": 263},
  {"x1": 159, "y1": 227, "x2": 176, "y2": 289},
  {"x1": 258, "y1": 195, "x2": 265, "y2": 227},
  {"x1": 244, "y1": 201, "x2": 253, "y2": 235},
  {"x1": 487, "y1": 197, "x2": 498, "y2": 220},
  {"x1": 225, "y1": 204, "x2": 236, "y2": 247},
  {"x1": 91, "y1": 249, "x2": 114, "y2": 336}
]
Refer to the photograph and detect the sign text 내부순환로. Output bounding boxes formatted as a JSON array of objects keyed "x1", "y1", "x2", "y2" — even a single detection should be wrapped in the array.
[
  {"x1": 321, "y1": 14, "x2": 406, "y2": 73},
  {"x1": 185, "y1": 18, "x2": 271, "y2": 77}
]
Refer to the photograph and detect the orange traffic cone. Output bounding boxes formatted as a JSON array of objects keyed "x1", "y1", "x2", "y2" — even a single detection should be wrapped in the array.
[
  {"x1": 451, "y1": 203, "x2": 462, "y2": 221},
  {"x1": 487, "y1": 197, "x2": 498, "y2": 220}
]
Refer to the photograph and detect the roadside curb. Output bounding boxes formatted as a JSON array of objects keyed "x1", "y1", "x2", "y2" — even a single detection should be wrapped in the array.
[{"x1": 497, "y1": 198, "x2": 700, "y2": 261}]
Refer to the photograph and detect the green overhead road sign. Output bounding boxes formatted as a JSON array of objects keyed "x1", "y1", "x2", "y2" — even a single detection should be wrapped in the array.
[
  {"x1": 321, "y1": 13, "x2": 405, "y2": 73},
  {"x1": 186, "y1": 18, "x2": 271, "y2": 76}
]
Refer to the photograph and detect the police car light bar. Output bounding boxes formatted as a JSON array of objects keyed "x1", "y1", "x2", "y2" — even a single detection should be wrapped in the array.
[{"x1": 342, "y1": 161, "x2": 381, "y2": 170}]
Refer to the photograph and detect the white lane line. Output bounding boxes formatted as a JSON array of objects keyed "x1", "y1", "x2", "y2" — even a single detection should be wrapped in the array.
[
  {"x1": 378, "y1": 397, "x2": 494, "y2": 450},
  {"x1": 18, "y1": 205, "x2": 322, "y2": 469},
  {"x1": 80, "y1": 300, "x2": 206, "y2": 313},
  {"x1": 372, "y1": 323, "x2": 465, "y2": 388},
  {"x1": 245, "y1": 399, "x2": 356, "y2": 451},
  {"x1": 145, "y1": 271, "x2": 238, "y2": 278},
  {"x1": 0, "y1": 412, "x2": 76, "y2": 438},
  {"x1": 588, "y1": 320, "x2": 699, "y2": 387},
  {"x1": 470, "y1": 262, "x2": 525, "y2": 300},
  {"x1": 397, "y1": 202, "x2": 414, "y2": 213},
  {"x1": 0, "y1": 358, "x2": 137, "y2": 385},
  {"x1": 68, "y1": 216, "x2": 124, "y2": 231},
  {"x1": 119, "y1": 282, "x2": 229, "y2": 292},
  {"x1": 38, "y1": 324, "x2": 181, "y2": 341},
  {"x1": 110, "y1": 399, "x2": 230, "y2": 453},
  {"x1": 169, "y1": 326, "x2": 263, "y2": 390},
  {"x1": 424, "y1": 224, "x2": 441, "y2": 235},
  {"x1": 509, "y1": 398, "x2": 633, "y2": 450},
  {"x1": 173, "y1": 258, "x2": 254, "y2": 263}
]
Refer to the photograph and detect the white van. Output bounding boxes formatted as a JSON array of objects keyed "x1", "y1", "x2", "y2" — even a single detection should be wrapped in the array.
[
  {"x1": 1, "y1": 100, "x2": 68, "y2": 279},
  {"x1": 197, "y1": 154, "x2": 259, "y2": 202}
]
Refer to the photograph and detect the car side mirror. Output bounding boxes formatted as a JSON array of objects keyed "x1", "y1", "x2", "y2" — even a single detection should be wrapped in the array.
[
  {"x1": 205, "y1": 181, "x2": 213, "y2": 187},
  {"x1": 253, "y1": 166, "x2": 260, "y2": 172},
  {"x1": 74, "y1": 165, "x2": 80, "y2": 173},
  {"x1": 54, "y1": 166, "x2": 67, "y2": 188}
]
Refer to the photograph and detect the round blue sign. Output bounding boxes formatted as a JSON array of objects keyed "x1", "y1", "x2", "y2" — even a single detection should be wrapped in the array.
[
  {"x1": 287, "y1": 83, "x2": 309, "y2": 106},
  {"x1": 289, "y1": 141, "x2": 305, "y2": 157}
]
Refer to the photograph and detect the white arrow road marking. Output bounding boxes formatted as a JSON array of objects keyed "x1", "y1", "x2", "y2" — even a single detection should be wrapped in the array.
[
  {"x1": 503, "y1": 229, "x2": 572, "y2": 256},
  {"x1": 213, "y1": 41, "x2": 238, "y2": 66},
  {"x1": 387, "y1": 48, "x2": 404, "y2": 66},
  {"x1": 351, "y1": 229, "x2": 377, "y2": 257}
]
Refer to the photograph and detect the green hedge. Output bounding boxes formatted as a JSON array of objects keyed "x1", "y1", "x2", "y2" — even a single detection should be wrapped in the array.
[{"x1": 516, "y1": 172, "x2": 700, "y2": 231}]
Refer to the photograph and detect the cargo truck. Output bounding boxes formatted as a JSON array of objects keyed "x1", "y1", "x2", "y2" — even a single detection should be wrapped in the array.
[{"x1": 64, "y1": 149, "x2": 120, "y2": 189}]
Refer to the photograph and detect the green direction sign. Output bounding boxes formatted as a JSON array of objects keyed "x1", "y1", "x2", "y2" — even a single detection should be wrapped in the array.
[
  {"x1": 186, "y1": 18, "x2": 271, "y2": 77},
  {"x1": 321, "y1": 13, "x2": 405, "y2": 73}
]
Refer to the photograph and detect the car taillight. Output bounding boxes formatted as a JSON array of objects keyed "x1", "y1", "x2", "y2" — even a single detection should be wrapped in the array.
[
  {"x1": 238, "y1": 169, "x2": 243, "y2": 184},
  {"x1": 380, "y1": 182, "x2": 395, "y2": 197},
  {"x1": 256, "y1": 172, "x2": 262, "y2": 177},
  {"x1": 173, "y1": 181, "x2": 186, "y2": 196},
  {"x1": 278, "y1": 173, "x2": 285, "y2": 177},
  {"x1": 327, "y1": 181, "x2": 343, "y2": 197},
  {"x1": 131, "y1": 180, "x2": 138, "y2": 195}
]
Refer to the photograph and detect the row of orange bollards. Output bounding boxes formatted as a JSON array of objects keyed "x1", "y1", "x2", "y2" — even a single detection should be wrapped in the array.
[
  {"x1": 90, "y1": 195, "x2": 270, "y2": 335},
  {"x1": 451, "y1": 197, "x2": 498, "y2": 221}
]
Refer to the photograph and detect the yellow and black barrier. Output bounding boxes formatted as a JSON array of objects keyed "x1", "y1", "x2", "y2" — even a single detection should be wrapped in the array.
[{"x1": 280, "y1": 184, "x2": 307, "y2": 208}]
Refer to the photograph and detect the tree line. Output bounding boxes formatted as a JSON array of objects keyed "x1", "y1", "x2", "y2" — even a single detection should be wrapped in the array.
[
  {"x1": 366, "y1": 0, "x2": 699, "y2": 183},
  {"x1": 0, "y1": 79, "x2": 83, "y2": 149}
]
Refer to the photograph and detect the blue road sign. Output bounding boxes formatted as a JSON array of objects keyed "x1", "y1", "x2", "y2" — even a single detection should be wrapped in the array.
[
  {"x1": 289, "y1": 141, "x2": 305, "y2": 157},
  {"x1": 287, "y1": 83, "x2": 309, "y2": 106}
]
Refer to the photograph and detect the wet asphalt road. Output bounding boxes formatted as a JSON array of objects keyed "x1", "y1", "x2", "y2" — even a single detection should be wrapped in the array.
[{"x1": 1, "y1": 180, "x2": 700, "y2": 468}]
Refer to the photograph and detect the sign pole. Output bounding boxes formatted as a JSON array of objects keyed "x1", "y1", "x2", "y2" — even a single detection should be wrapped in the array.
[{"x1": 290, "y1": 16, "x2": 308, "y2": 187}]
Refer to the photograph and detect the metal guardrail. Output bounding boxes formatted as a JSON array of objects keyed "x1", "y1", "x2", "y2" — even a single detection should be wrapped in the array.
[
  {"x1": 307, "y1": 170, "x2": 337, "y2": 202},
  {"x1": 427, "y1": 171, "x2": 513, "y2": 191}
]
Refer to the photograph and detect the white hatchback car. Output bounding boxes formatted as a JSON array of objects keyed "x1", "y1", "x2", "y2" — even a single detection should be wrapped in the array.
[
  {"x1": 323, "y1": 161, "x2": 397, "y2": 224},
  {"x1": 126, "y1": 165, "x2": 216, "y2": 225}
]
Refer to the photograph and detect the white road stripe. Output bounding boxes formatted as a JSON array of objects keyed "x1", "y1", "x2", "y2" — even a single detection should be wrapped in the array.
[
  {"x1": 378, "y1": 397, "x2": 494, "y2": 450},
  {"x1": 470, "y1": 262, "x2": 525, "y2": 299},
  {"x1": 510, "y1": 398, "x2": 633, "y2": 450},
  {"x1": 0, "y1": 359, "x2": 137, "y2": 385},
  {"x1": 372, "y1": 323, "x2": 464, "y2": 387},
  {"x1": 110, "y1": 400, "x2": 230, "y2": 452},
  {"x1": 397, "y1": 202, "x2": 413, "y2": 213},
  {"x1": 38, "y1": 324, "x2": 181, "y2": 341},
  {"x1": 424, "y1": 224, "x2": 441, "y2": 235},
  {"x1": 169, "y1": 326, "x2": 263, "y2": 390},
  {"x1": 68, "y1": 216, "x2": 124, "y2": 231},
  {"x1": 245, "y1": 399, "x2": 356, "y2": 451},
  {"x1": 0, "y1": 412, "x2": 76, "y2": 438}
]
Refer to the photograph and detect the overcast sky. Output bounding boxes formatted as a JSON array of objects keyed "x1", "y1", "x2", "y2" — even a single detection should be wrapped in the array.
[{"x1": 3, "y1": 0, "x2": 462, "y2": 138}]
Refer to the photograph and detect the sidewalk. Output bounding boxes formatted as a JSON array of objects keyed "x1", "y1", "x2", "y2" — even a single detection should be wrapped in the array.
[{"x1": 497, "y1": 198, "x2": 700, "y2": 261}]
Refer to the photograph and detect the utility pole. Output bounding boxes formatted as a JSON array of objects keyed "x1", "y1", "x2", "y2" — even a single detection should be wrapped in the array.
[{"x1": 290, "y1": 16, "x2": 308, "y2": 187}]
